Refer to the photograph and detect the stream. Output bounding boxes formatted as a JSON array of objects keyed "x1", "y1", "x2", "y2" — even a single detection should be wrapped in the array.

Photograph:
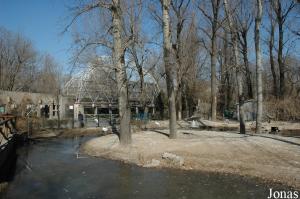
[{"x1": 1, "y1": 135, "x2": 292, "y2": 199}]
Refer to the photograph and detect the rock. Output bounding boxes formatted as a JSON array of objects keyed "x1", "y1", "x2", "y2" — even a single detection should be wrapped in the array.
[
  {"x1": 162, "y1": 152, "x2": 184, "y2": 166},
  {"x1": 144, "y1": 159, "x2": 160, "y2": 167}
]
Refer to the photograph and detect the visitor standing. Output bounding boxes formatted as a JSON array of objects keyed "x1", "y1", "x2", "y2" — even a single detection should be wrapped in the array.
[{"x1": 78, "y1": 111, "x2": 84, "y2": 128}]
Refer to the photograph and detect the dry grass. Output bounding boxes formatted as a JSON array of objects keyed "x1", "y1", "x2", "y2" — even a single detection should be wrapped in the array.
[{"x1": 265, "y1": 98, "x2": 300, "y2": 121}]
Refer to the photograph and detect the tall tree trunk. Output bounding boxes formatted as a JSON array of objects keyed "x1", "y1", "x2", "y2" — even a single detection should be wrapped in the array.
[
  {"x1": 162, "y1": 0, "x2": 177, "y2": 139},
  {"x1": 112, "y1": 1, "x2": 131, "y2": 145},
  {"x1": 275, "y1": 0, "x2": 285, "y2": 98},
  {"x1": 235, "y1": 43, "x2": 246, "y2": 134},
  {"x1": 132, "y1": 45, "x2": 144, "y2": 94},
  {"x1": 175, "y1": 26, "x2": 182, "y2": 121},
  {"x1": 209, "y1": 0, "x2": 221, "y2": 121},
  {"x1": 219, "y1": 46, "x2": 225, "y2": 115},
  {"x1": 173, "y1": 3, "x2": 185, "y2": 121},
  {"x1": 131, "y1": 45, "x2": 145, "y2": 105},
  {"x1": 255, "y1": 0, "x2": 263, "y2": 133},
  {"x1": 278, "y1": 21, "x2": 285, "y2": 98},
  {"x1": 224, "y1": 0, "x2": 245, "y2": 134},
  {"x1": 183, "y1": 87, "x2": 189, "y2": 118},
  {"x1": 241, "y1": 32, "x2": 253, "y2": 99},
  {"x1": 272, "y1": 0, "x2": 295, "y2": 98},
  {"x1": 225, "y1": 72, "x2": 233, "y2": 110},
  {"x1": 220, "y1": 31, "x2": 229, "y2": 112},
  {"x1": 269, "y1": 19, "x2": 278, "y2": 97},
  {"x1": 176, "y1": 86, "x2": 182, "y2": 120},
  {"x1": 211, "y1": 31, "x2": 217, "y2": 121}
]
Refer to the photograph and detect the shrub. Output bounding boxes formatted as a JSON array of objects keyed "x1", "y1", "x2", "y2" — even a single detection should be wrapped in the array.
[{"x1": 264, "y1": 97, "x2": 300, "y2": 121}]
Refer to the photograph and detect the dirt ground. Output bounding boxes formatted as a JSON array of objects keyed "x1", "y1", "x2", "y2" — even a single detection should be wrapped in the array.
[{"x1": 82, "y1": 129, "x2": 300, "y2": 189}]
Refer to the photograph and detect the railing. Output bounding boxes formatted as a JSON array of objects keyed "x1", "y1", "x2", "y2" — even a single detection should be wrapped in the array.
[
  {"x1": 0, "y1": 115, "x2": 18, "y2": 146},
  {"x1": 0, "y1": 114, "x2": 21, "y2": 184},
  {"x1": 84, "y1": 114, "x2": 118, "y2": 127}
]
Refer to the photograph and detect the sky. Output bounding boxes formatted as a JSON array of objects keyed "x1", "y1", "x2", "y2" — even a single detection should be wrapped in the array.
[
  {"x1": 0, "y1": 0, "x2": 73, "y2": 71},
  {"x1": 0, "y1": 0, "x2": 161, "y2": 74},
  {"x1": 0, "y1": 0, "x2": 299, "y2": 75}
]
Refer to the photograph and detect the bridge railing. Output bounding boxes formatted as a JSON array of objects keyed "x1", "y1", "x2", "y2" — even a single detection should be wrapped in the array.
[{"x1": 0, "y1": 115, "x2": 18, "y2": 146}]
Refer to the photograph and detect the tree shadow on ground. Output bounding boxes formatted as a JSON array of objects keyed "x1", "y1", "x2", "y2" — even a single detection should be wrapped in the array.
[
  {"x1": 151, "y1": 130, "x2": 170, "y2": 137},
  {"x1": 151, "y1": 129, "x2": 300, "y2": 146},
  {"x1": 250, "y1": 134, "x2": 300, "y2": 147}
]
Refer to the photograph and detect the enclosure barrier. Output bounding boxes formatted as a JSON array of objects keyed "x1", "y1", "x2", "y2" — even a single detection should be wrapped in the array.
[{"x1": 0, "y1": 114, "x2": 26, "y2": 183}]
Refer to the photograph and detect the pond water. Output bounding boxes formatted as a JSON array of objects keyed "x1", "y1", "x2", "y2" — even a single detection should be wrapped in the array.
[{"x1": 1, "y1": 136, "x2": 292, "y2": 199}]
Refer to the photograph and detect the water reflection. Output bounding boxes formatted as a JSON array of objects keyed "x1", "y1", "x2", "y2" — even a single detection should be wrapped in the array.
[{"x1": 1, "y1": 136, "x2": 293, "y2": 199}]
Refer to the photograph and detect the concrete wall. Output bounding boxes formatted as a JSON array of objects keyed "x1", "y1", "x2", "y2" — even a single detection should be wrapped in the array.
[
  {"x1": 236, "y1": 100, "x2": 256, "y2": 121},
  {"x1": 0, "y1": 90, "x2": 73, "y2": 119}
]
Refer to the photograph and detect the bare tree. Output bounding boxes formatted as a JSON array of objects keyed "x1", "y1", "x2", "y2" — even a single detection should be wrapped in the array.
[
  {"x1": 127, "y1": 0, "x2": 145, "y2": 94},
  {"x1": 236, "y1": 0, "x2": 254, "y2": 99},
  {"x1": 181, "y1": 15, "x2": 201, "y2": 118},
  {"x1": 267, "y1": 3, "x2": 279, "y2": 97},
  {"x1": 223, "y1": 0, "x2": 246, "y2": 134},
  {"x1": 65, "y1": 0, "x2": 132, "y2": 145},
  {"x1": 126, "y1": 0, "x2": 161, "y2": 113},
  {"x1": 0, "y1": 28, "x2": 37, "y2": 91},
  {"x1": 108, "y1": 0, "x2": 131, "y2": 145},
  {"x1": 171, "y1": 0, "x2": 191, "y2": 120},
  {"x1": 35, "y1": 54, "x2": 60, "y2": 94},
  {"x1": 271, "y1": 0, "x2": 296, "y2": 98},
  {"x1": 255, "y1": 0, "x2": 263, "y2": 133},
  {"x1": 219, "y1": 29, "x2": 235, "y2": 114},
  {"x1": 197, "y1": 0, "x2": 222, "y2": 121},
  {"x1": 161, "y1": 0, "x2": 177, "y2": 138}
]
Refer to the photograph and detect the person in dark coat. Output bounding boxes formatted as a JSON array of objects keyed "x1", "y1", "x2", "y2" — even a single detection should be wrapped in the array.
[{"x1": 78, "y1": 111, "x2": 84, "y2": 128}]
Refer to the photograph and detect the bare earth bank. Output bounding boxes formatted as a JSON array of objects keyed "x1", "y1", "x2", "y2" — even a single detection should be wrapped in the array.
[{"x1": 81, "y1": 130, "x2": 300, "y2": 189}]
